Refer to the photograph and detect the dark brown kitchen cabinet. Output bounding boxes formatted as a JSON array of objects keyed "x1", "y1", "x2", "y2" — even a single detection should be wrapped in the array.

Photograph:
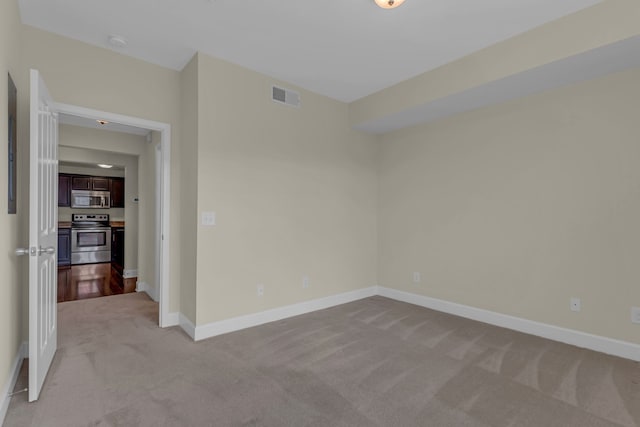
[
  {"x1": 57, "y1": 266, "x2": 71, "y2": 303},
  {"x1": 71, "y1": 176, "x2": 91, "y2": 190},
  {"x1": 92, "y1": 177, "x2": 110, "y2": 191},
  {"x1": 111, "y1": 226, "x2": 125, "y2": 288},
  {"x1": 71, "y1": 175, "x2": 111, "y2": 191},
  {"x1": 57, "y1": 228, "x2": 71, "y2": 266},
  {"x1": 110, "y1": 178, "x2": 125, "y2": 208},
  {"x1": 58, "y1": 174, "x2": 71, "y2": 207}
]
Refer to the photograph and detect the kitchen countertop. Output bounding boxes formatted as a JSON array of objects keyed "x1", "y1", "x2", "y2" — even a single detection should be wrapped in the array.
[{"x1": 110, "y1": 221, "x2": 125, "y2": 227}]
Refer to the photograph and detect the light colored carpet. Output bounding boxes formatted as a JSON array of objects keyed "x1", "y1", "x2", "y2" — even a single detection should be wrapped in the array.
[{"x1": 4, "y1": 293, "x2": 640, "y2": 427}]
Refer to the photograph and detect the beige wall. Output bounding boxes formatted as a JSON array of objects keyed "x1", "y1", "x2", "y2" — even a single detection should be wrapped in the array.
[
  {"x1": 378, "y1": 68, "x2": 640, "y2": 345},
  {"x1": 19, "y1": 25, "x2": 182, "y2": 313},
  {"x1": 137, "y1": 131, "x2": 161, "y2": 296},
  {"x1": 58, "y1": 124, "x2": 141, "y2": 271},
  {"x1": 194, "y1": 53, "x2": 378, "y2": 325},
  {"x1": 179, "y1": 55, "x2": 199, "y2": 322},
  {"x1": 0, "y1": 0, "x2": 24, "y2": 405}
]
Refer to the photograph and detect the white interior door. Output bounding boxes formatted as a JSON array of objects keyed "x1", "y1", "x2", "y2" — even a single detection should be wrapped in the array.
[{"x1": 28, "y1": 69, "x2": 58, "y2": 402}]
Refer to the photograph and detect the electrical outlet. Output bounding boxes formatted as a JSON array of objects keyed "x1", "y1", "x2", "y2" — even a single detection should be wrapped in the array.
[
  {"x1": 570, "y1": 297, "x2": 581, "y2": 312},
  {"x1": 302, "y1": 276, "x2": 310, "y2": 289},
  {"x1": 413, "y1": 272, "x2": 421, "y2": 283},
  {"x1": 201, "y1": 211, "x2": 216, "y2": 226},
  {"x1": 257, "y1": 284, "x2": 264, "y2": 297},
  {"x1": 631, "y1": 307, "x2": 640, "y2": 324}
]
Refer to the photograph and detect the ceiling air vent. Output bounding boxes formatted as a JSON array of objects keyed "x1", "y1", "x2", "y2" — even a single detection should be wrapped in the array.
[{"x1": 272, "y1": 85, "x2": 300, "y2": 108}]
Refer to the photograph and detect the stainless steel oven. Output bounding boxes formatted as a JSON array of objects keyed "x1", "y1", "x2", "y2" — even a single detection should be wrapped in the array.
[{"x1": 71, "y1": 214, "x2": 111, "y2": 265}]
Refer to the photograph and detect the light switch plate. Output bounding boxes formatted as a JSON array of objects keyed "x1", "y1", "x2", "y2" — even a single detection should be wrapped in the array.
[
  {"x1": 201, "y1": 211, "x2": 216, "y2": 226},
  {"x1": 632, "y1": 307, "x2": 640, "y2": 324}
]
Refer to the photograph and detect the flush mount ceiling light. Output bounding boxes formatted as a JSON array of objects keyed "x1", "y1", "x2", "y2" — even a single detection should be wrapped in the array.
[
  {"x1": 98, "y1": 164, "x2": 113, "y2": 169},
  {"x1": 96, "y1": 119, "x2": 109, "y2": 125},
  {"x1": 374, "y1": 0, "x2": 405, "y2": 9},
  {"x1": 108, "y1": 35, "x2": 127, "y2": 48}
]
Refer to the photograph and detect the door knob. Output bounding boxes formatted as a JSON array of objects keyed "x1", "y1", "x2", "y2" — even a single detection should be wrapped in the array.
[
  {"x1": 38, "y1": 246, "x2": 55, "y2": 255},
  {"x1": 15, "y1": 248, "x2": 31, "y2": 256}
]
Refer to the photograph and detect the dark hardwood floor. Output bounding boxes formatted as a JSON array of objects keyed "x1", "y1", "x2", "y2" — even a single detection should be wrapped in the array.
[{"x1": 58, "y1": 263, "x2": 135, "y2": 303}]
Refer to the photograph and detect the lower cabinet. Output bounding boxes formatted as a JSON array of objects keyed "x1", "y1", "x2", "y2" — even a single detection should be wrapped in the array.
[
  {"x1": 58, "y1": 228, "x2": 71, "y2": 266},
  {"x1": 111, "y1": 227, "x2": 125, "y2": 273},
  {"x1": 110, "y1": 265, "x2": 124, "y2": 290},
  {"x1": 57, "y1": 266, "x2": 71, "y2": 303}
]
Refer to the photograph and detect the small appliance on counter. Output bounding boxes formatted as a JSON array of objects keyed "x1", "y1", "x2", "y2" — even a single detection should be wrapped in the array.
[{"x1": 70, "y1": 214, "x2": 112, "y2": 265}]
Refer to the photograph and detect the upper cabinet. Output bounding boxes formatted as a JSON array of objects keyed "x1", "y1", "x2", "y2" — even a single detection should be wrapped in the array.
[
  {"x1": 70, "y1": 176, "x2": 90, "y2": 190},
  {"x1": 59, "y1": 174, "x2": 125, "y2": 208},
  {"x1": 58, "y1": 174, "x2": 71, "y2": 207},
  {"x1": 92, "y1": 177, "x2": 110, "y2": 191},
  {"x1": 110, "y1": 177, "x2": 125, "y2": 208},
  {"x1": 71, "y1": 175, "x2": 110, "y2": 191}
]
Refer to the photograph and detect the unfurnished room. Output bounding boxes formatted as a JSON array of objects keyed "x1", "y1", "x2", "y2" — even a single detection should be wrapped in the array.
[{"x1": 1, "y1": 0, "x2": 639, "y2": 426}]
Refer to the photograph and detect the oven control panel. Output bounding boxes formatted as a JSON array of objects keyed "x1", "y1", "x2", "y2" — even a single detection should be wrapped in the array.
[{"x1": 72, "y1": 214, "x2": 109, "y2": 222}]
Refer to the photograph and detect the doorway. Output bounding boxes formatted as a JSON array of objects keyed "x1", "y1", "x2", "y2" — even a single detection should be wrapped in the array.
[
  {"x1": 57, "y1": 158, "x2": 133, "y2": 302},
  {"x1": 53, "y1": 102, "x2": 172, "y2": 327}
]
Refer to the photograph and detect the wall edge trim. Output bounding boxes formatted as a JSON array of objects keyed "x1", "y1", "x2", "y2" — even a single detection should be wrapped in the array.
[
  {"x1": 122, "y1": 269, "x2": 138, "y2": 279},
  {"x1": 0, "y1": 341, "x2": 28, "y2": 426},
  {"x1": 193, "y1": 287, "x2": 378, "y2": 341},
  {"x1": 377, "y1": 286, "x2": 640, "y2": 362},
  {"x1": 136, "y1": 281, "x2": 158, "y2": 302},
  {"x1": 163, "y1": 312, "x2": 180, "y2": 327},
  {"x1": 179, "y1": 313, "x2": 196, "y2": 340}
]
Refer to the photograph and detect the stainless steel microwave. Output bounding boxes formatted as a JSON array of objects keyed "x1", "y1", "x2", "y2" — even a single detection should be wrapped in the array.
[{"x1": 70, "y1": 190, "x2": 111, "y2": 208}]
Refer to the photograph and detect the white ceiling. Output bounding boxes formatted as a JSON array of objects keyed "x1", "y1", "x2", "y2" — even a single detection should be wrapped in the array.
[{"x1": 18, "y1": 0, "x2": 603, "y2": 103}]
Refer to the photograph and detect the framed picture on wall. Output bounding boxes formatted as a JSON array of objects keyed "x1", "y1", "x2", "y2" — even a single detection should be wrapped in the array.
[{"x1": 8, "y1": 73, "x2": 17, "y2": 214}]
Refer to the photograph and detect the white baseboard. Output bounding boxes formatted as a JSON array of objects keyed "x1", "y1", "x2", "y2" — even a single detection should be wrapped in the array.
[
  {"x1": 164, "y1": 285, "x2": 639, "y2": 361},
  {"x1": 163, "y1": 312, "x2": 180, "y2": 328},
  {"x1": 192, "y1": 287, "x2": 377, "y2": 341},
  {"x1": 377, "y1": 286, "x2": 640, "y2": 362},
  {"x1": 1, "y1": 341, "x2": 27, "y2": 426},
  {"x1": 136, "y1": 282, "x2": 158, "y2": 302},
  {"x1": 179, "y1": 313, "x2": 196, "y2": 340},
  {"x1": 122, "y1": 269, "x2": 138, "y2": 279}
]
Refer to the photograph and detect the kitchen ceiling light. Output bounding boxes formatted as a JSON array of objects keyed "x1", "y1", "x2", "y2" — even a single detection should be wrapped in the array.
[
  {"x1": 374, "y1": 0, "x2": 405, "y2": 9},
  {"x1": 97, "y1": 119, "x2": 109, "y2": 125},
  {"x1": 98, "y1": 164, "x2": 113, "y2": 169}
]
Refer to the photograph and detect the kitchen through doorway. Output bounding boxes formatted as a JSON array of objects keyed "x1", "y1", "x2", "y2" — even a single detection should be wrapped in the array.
[
  {"x1": 53, "y1": 103, "x2": 172, "y2": 327},
  {"x1": 57, "y1": 155, "x2": 135, "y2": 302}
]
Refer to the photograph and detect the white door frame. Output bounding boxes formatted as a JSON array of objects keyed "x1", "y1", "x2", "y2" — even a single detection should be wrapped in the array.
[{"x1": 53, "y1": 102, "x2": 173, "y2": 327}]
